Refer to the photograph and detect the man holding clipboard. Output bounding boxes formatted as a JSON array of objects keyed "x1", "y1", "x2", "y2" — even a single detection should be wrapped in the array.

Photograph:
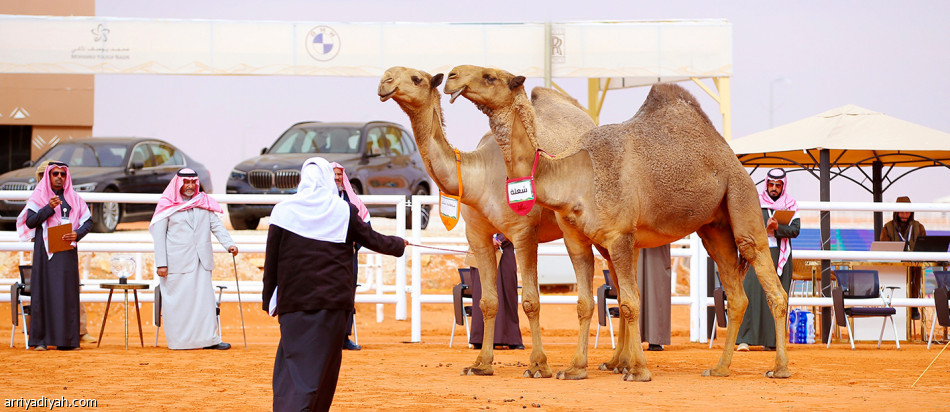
[
  {"x1": 15, "y1": 161, "x2": 93, "y2": 351},
  {"x1": 735, "y1": 168, "x2": 801, "y2": 351}
]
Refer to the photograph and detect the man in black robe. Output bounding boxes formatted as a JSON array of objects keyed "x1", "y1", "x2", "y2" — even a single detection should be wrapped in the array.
[
  {"x1": 16, "y1": 161, "x2": 93, "y2": 351},
  {"x1": 263, "y1": 157, "x2": 406, "y2": 411},
  {"x1": 469, "y1": 233, "x2": 523, "y2": 349}
]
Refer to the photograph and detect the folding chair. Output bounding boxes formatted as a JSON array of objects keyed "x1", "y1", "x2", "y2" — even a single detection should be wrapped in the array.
[
  {"x1": 926, "y1": 271, "x2": 950, "y2": 349},
  {"x1": 449, "y1": 268, "x2": 475, "y2": 348},
  {"x1": 153, "y1": 284, "x2": 226, "y2": 347},
  {"x1": 595, "y1": 269, "x2": 620, "y2": 349},
  {"x1": 826, "y1": 269, "x2": 900, "y2": 350},
  {"x1": 10, "y1": 265, "x2": 31, "y2": 348}
]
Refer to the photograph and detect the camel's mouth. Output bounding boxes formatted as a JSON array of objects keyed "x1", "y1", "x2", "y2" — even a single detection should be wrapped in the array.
[
  {"x1": 378, "y1": 87, "x2": 397, "y2": 102},
  {"x1": 446, "y1": 86, "x2": 466, "y2": 104}
]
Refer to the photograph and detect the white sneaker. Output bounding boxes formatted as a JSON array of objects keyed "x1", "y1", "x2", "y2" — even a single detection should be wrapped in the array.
[{"x1": 736, "y1": 343, "x2": 750, "y2": 352}]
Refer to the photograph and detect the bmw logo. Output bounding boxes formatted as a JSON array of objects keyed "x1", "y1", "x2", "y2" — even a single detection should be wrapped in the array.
[{"x1": 306, "y1": 26, "x2": 341, "y2": 62}]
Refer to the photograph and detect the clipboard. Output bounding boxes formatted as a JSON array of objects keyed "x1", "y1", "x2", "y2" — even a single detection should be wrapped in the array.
[
  {"x1": 47, "y1": 223, "x2": 75, "y2": 254},
  {"x1": 772, "y1": 210, "x2": 795, "y2": 226}
]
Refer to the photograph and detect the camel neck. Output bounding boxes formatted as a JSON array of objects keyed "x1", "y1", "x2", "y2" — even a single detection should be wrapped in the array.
[{"x1": 404, "y1": 99, "x2": 462, "y2": 197}]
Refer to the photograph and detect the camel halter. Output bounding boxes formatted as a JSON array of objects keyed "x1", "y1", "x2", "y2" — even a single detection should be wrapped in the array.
[
  {"x1": 438, "y1": 148, "x2": 463, "y2": 231},
  {"x1": 505, "y1": 150, "x2": 540, "y2": 216}
]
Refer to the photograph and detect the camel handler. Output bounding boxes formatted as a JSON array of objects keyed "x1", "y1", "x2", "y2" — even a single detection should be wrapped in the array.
[
  {"x1": 31, "y1": 161, "x2": 97, "y2": 344},
  {"x1": 736, "y1": 168, "x2": 800, "y2": 351},
  {"x1": 149, "y1": 168, "x2": 237, "y2": 350},
  {"x1": 263, "y1": 157, "x2": 406, "y2": 411}
]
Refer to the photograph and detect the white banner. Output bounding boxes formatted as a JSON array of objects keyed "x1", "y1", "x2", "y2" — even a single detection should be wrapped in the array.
[{"x1": 0, "y1": 15, "x2": 731, "y2": 80}]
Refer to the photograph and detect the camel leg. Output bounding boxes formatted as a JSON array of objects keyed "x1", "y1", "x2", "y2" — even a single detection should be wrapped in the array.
[
  {"x1": 512, "y1": 235, "x2": 552, "y2": 379},
  {"x1": 461, "y1": 236, "x2": 498, "y2": 376},
  {"x1": 555, "y1": 232, "x2": 595, "y2": 380},
  {"x1": 609, "y1": 235, "x2": 651, "y2": 382},
  {"x1": 729, "y1": 202, "x2": 791, "y2": 379},
  {"x1": 696, "y1": 224, "x2": 748, "y2": 377},
  {"x1": 596, "y1": 251, "x2": 630, "y2": 374}
]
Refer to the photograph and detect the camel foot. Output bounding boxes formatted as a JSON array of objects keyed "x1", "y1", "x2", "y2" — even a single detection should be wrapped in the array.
[
  {"x1": 522, "y1": 364, "x2": 552, "y2": 379},
  {"x1": 460, "y1": 365, "x2": 493, "y2": 376},
  {"x1": 554, "y1": 367, "x2": 588, "y2": 380},
  {"x1": 621, "y1": 369, "x2": 652, "y2": 382},
  {"x1": 765, "y1": 367, "x2": 791, "y2": 379},
  {"x1": 600, "y1": 359, "x2": 627, "y2": 372},
  {"x1": 701, "y1": 367, "x2": 730, "y2": 377}
]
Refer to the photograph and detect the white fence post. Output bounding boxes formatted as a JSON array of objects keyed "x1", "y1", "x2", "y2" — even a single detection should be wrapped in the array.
[
  {"x1": 394, "y1": 196, "x2": 408, "y2": 321},
  {"x1": 410, "y1": 196, "x2": 423, "y2": 342}
]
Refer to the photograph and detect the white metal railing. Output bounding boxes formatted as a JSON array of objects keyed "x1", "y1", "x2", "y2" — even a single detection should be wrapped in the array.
[{"x1": 3, "y1": 191, "x2": 950, "y2": 343}]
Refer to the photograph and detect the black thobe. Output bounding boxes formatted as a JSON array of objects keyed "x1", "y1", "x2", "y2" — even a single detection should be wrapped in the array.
[
  {"x1": 736, "y1": 208, "x2": 799, "y2": 347},
  {"x1": 263, "y1": 204, "x2": 405, "y2": 412},
  {"x1": 469, "y1": 236, "x2": 523, "y2": 347},
  {"x1": 26, "y1": 196, "x2": 91, "y2": 349}
]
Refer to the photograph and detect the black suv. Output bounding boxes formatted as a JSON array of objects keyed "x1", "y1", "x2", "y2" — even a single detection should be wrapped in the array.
[
  {"x1": 226, "y1": 121, "x2": 431, "y2": 230},
  {"x1": 0, "y1": 137, "x2": 212, "y2": 233}
]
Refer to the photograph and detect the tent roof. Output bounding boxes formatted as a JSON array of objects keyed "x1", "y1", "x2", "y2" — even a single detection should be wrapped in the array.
[{"x1": 729, "y1": 104, "x2": 950, "y2": 167}]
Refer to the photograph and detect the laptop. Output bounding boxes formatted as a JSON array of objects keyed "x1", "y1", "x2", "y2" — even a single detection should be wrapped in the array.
[
  {"x1": 870, "y1": 241, "x2": 906, "y2": 262},
  {"x1": 913, "y1": 236, "x2": 950, "y2": 253}
]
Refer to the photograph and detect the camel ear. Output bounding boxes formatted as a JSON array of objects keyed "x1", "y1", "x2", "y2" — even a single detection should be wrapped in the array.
[
  {"x1": 431, "y1": 73, "x2": 444, "y2": 88},
  {"x1": 509, "y1": 75, "x2": 526, "y2": 90}
]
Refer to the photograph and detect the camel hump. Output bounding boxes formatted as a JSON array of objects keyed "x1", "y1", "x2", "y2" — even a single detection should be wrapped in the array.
[
  {"x1": 530, "y1": 87, "x2": 586, "y2": 111},
  {"x1": 642, "y1": 83, "x2": 716, "y2": 130}
]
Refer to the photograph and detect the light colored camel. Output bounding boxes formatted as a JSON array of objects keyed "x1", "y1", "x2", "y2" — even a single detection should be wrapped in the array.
[
  {"x1": 377, "y1": 66, "x2": 596, "y2": 378},
  {"x1": 444, "y1": 65, "x2": 791, "y2": 381}
]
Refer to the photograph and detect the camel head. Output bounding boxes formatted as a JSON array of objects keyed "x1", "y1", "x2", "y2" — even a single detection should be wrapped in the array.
[
  {"x1": 443, "y1": 65, "x2": 526, "y2": 115},
  {"x1": 378, "y1": 66, "x2": 444, "y2": 111}
]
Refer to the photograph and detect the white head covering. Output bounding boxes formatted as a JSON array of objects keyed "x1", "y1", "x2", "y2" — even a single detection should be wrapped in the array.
[{"x1": 269, "y1": 157, "x2": 351, "y2": 242}]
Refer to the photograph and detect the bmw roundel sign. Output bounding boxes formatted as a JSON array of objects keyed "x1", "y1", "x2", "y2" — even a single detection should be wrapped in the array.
[{"x1": 306, "y1": 26, "x2": 341, "y2": 61}]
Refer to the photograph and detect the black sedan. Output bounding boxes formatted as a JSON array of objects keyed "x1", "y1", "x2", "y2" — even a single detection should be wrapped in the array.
[
  {"x1": 0, "y1": 137, "x2": 212, "y2": 233},
  {"x1": 226, "y1": 121, "x2": 431, "y2": 230}
]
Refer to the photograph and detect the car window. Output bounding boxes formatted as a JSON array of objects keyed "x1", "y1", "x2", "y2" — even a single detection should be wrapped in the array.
[
  {"x1": 365, "y1": 128, "x2": 386, "y2": 156},
  {"x1": 91, "y1": 144, "x2": 128, "y2": 167},
  {"x1": 148, "y1": 143, "x2": 184, "y2": 167},
  {"x1": 130, "y1": 144, "x2": 154, "y2": 167},
  {"x1": 383, "y1": 126, "x2": 405, "y2": 157},
  {"x1": 38, "y1": 143, "x2": 97, "y2": 167},
  {"x1": 399, "y1": 129, "x2": 416, "y2": 154},
  {"x1": 321, "y1": 128, "x2": 360, "y2": 154}
]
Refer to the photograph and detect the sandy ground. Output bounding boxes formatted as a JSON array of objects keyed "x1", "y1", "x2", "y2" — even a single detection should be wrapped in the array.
[{"x1": 2, "y1": 300, "x2": 950, "y2": 411}]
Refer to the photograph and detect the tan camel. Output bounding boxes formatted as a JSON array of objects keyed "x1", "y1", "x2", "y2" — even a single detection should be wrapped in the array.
[
  {"x1": 444, "y1": 65, "x2": 791, "y2": 381},
  {"x1": 377, "y1": 66, "x2": 596, "y2": 378}
]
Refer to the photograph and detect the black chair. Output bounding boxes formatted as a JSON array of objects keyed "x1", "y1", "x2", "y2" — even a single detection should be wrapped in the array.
[
  {"x1": 826, "y1": 269, "x2": 900, "y2": 350},
  {"x1": 926, "y1": 270, "x2": 950, "y2": 349},
  {"x1": 708, "y1": 287, "x2": 728, "y2": 348},
  {"x1": 9, "y1": 265, "x2": 31, "y2": 348},
  {"x1": 449, "y1": 267, "x2": 475, "y2": 348},
  {"x1": 153, "y1": 284, "x2": 226, "y2": 347},
  {"x1": 595, "y1": 269, "x2": 621, "y2": 349}
]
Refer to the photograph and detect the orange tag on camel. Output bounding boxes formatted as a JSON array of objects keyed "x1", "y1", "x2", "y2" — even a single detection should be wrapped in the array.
[{"x1": 439, "y1": 192, "x2": 460, "y2": 230}]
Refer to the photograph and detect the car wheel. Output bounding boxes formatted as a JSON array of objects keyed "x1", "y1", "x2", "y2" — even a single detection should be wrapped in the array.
[
  {"x1": 407, "y1": 185, "x2": 430, "y2": 230},
  {"x1": 91, "y1": 189, "x2": 121, "y2": 233},
  {"x1": 230, "y1": 214, "x2": 259, "y2": 230}
]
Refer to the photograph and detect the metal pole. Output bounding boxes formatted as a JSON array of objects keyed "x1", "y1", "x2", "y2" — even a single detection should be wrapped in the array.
[
  {"x1": 232, "y1": 255, "x2": 248, "y2": 349},
  {"x1": 819, "y1": 149, "x2": 832, "y2": 342},
  {"x1": 872, "y1": 160, "x2": 883, "y2": 240}
]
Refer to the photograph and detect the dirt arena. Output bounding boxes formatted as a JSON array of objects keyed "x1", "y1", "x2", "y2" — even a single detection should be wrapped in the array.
[{"x1": 2, "y1": 299, "x2": 949, "y2": 411}]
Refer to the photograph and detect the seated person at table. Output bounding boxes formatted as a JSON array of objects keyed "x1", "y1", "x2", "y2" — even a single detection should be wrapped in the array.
[{"x1": 880, "y1": 195, "x2": 926, "y2": 320}]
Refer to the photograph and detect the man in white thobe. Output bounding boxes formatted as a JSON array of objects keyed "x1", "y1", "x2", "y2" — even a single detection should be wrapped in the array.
[{"x1": 150, "y1": 168, "x2": 237, "y2": 350}]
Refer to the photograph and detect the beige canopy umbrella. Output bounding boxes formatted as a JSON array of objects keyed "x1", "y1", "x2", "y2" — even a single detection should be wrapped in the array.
[
  {"x1": 730, "y1": 104, "x2": 950, "y2": 167},
  {"x1": 729, "y1": 104, "x2": 950, "y2": 342}
]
